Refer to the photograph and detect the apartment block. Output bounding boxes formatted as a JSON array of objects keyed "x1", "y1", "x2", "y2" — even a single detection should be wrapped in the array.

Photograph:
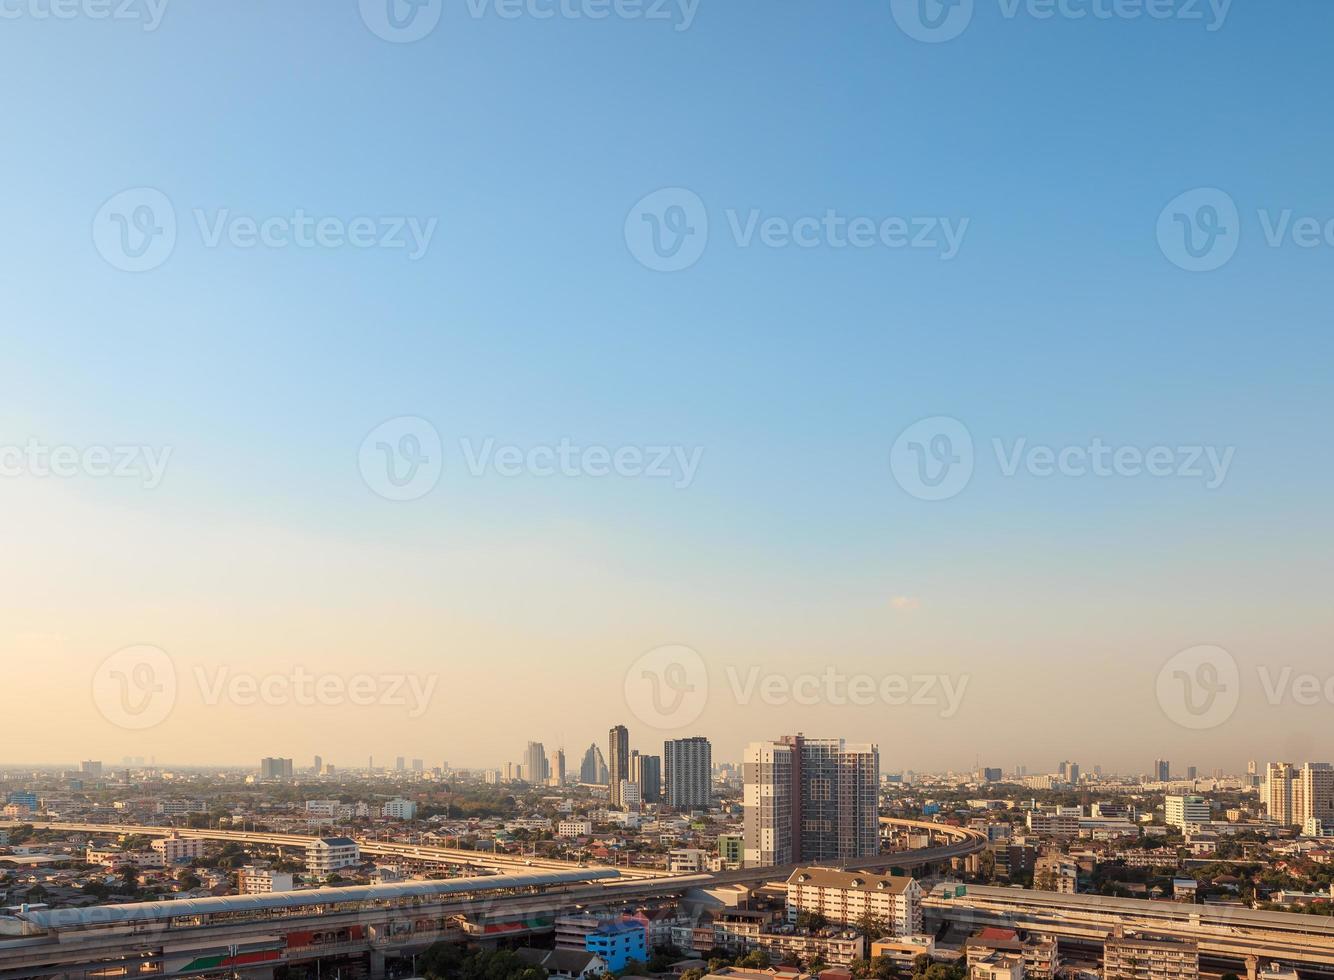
[{"x1": 785, "y1": 867, "x2": 923, "y2": 937}]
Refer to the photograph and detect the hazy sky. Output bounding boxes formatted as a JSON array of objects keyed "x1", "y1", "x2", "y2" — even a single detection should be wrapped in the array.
[{"x1": 2, "y1": 0, "x2": 1331, "y2": 775}]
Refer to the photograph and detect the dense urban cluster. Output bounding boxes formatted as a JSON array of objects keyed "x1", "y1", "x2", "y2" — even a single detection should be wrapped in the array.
[{"x1": 1, "y1": 740, "x2": 1332, "y2": 980}]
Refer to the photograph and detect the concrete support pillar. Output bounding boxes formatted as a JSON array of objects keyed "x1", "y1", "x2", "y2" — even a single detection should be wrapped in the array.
[{"x1": 370, "y1": 948, "x2": 388, "y2": 980}]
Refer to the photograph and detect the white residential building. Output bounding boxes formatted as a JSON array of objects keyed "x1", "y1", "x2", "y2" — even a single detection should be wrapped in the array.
[
  {"x1": 239, "y1": 865, "x2": 296, "y2": 894},
  {"x1": 1165, "y1": 795, "x2": 1210, "y2": 830},
  {"x1": 152, "y1": 835, "x2": 209, "y2": 863},
  {"x1": 305, "y1": 836, "x2": 360, "y2": 878},
  {"x1": 785, "y1": 867, "x2": 923, "y2": 937},
  {"x1": 382, "y1": 799, "x2": 418, "y2": 820}
]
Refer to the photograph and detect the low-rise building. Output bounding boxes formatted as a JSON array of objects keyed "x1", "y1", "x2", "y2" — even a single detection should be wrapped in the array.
[
  {"x1": 585, "y1": 920, "x2": 647, "y2": 972},
  {"x1": 964, "y1": 928, "x2": 1058, "y2": 980},
  {"x1": 238, "y1": 865, "x2": 295, "y2": 894},
  {"x1": 785, "y1": 867, "x2": 923, "y2": 937},
  {"x1": 152, "y1": 835, "x2": 209, "y2": 864},
  {"x1": 305, "y1": 836, "x2": 360, "y2": 878},
  {"x1": 558, "y1": 820, "x2": 594, "y2": 838},
  {"x1": 1104, "y1": 936, "x2": 1198, "y2": 980}
]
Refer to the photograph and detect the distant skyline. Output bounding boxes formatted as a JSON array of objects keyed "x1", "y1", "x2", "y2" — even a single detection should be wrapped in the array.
[{"x1": 4, "y1": 4, "x2": 1331, "y2": 773}]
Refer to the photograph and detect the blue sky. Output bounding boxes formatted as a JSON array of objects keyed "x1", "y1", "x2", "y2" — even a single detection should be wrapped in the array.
[{"x1": 2, "y1": 0, "x2": 1331, "y2": 772}]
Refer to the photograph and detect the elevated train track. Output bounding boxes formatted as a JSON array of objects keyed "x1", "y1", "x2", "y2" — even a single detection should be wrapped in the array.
[{"x1": 0, "y1": 818, "x2": 985, "y2": 978}]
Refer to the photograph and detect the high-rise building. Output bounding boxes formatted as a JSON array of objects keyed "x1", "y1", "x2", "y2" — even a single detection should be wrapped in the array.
[
  {"x1": 313, "y1": 755, "x2": 323, "y2": 775},
  {"x1": 260, "y1": 757, "x2": 294, "y2": 780},
  {"x1": 524, "y1": 741, "x2": 549, "y2": 785},
  {"x1": 1154, "y1": 759, "x2": 1171, "y2": 782},
  {"x1": 579, "y1": 743, "x2": 608, "y2": 785},
  {"x1": 1266, "y1": 762, "x2": 1334, "y2": 827},
  {"x1": 80, "y1": 760, "x2": 103, "y2": 778},
  {"x1": 633, "y1": 753, "x2": 661, "y2": 803},
  {"x1": 1059, "y1": 761, "x2": 1080, "y2": 784},
  {"x1": 395, "y1": 756, "x2": 405, "y2": 771},
  {"x1": 412, "y1": 758, "x2": 424, "y2": 772},
  {"x1": 1186, "y1": 766, "x2": 1198, "y2": 780},
  {"x1": 742, "y1": 734, "x2": 879, "y2": 867},
  {"x1": 608, "y1": 726, "x2": 630, "y2": 807},
  {"x1": 664, "y1": 737, "x2": 712, "y2": 809},
  {"x1": 550, "y1": 748, "x2": 567, "y2": 787}
]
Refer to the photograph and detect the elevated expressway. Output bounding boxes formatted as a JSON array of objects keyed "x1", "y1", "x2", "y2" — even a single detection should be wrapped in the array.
[
  {"x1": 0, "y1": 819, "x2": 985, "y2": 979},
  {"x1": 0, "y1": 820, "x2": 667, "y2": 879},
  {"x1": 925, "y1": 884, "x2": 1334, "y2": 974}
]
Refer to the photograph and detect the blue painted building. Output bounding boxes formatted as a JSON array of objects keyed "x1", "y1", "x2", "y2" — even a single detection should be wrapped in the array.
[{"x1": 585, "y1": 920, "x2": 646, "y2": 972}]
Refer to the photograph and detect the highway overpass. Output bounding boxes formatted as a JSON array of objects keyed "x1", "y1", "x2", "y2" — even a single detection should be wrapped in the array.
[
  {"x1": 926, "y1": 883, "x2": 1334, "y2": 973},
  {"x1": 0, "y1": 820, "x2": 669, "y2": 879},
  {"x1": 0, "y1": 818, "x2": 985, "y2": 980}
]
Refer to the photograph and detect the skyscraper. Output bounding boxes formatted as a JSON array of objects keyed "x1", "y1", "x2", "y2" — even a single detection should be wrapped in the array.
[
  {"x1": 260, "y1": 757, "x2": 294, "y2": 780},
  {"x1": 743, "y1": 734, "x2": 879, "y2": 867},
  {"x1": 1154, "y1": 759, "x2": 1171, "y2": 782},
  {"x1": 524, "y1": 741, "x2": 549, "y2": 785},
  {"x1": 633, "y1": 753, "x2": 661, "y2": 803},
  {"x1": 608, "y1": 725, "x2": 630, "y2": 807},
  {"x1": 579, "y1": 743, "x2": 608, "y2": 785},
  {"x1": 1265, "y1": 762, "x2": 1334, "y2": 826},
  {"x1": 550, "y1": 748, "x2": 566, "y2": 787},
  {"x1": 664, "y1": 736, "x2": 712, "y2": 809}
]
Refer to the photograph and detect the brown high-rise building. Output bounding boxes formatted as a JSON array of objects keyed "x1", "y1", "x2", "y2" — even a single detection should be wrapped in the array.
[{"x1": 608, "y1": 725, "x2": 630, "y2": 807}]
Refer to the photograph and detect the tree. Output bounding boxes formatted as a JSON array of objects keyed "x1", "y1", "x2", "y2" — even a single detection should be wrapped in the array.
[
  {"x1": 117, "y1": 866, "x2": 140, "y2": 896},
  {"x1": 857, "y1": 908, "x2": 887, "y2": 939},
  {"x1": 797, "y1": 909, "x2": 829, "y2": 931}
]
